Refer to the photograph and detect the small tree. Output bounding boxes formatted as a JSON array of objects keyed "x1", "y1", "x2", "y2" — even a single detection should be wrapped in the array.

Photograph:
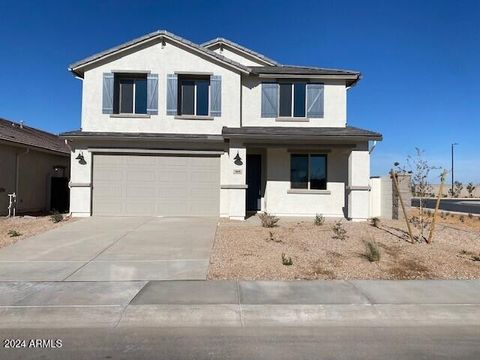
[
  {"x1": 395, "y1": 149, "x2": 445, "y2": 243},
  {"x1": 448, "y1": 181, "x2": 463, "y2": 198},
  {"x1": 466, "y1": 183, "x2": 476, "y2": 198}
]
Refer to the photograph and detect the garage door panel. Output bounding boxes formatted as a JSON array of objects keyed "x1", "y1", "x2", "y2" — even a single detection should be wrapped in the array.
[
  {"x1": 127, "y1": 171, "x2": 155, "y2": 181},
  {"x1": 93, "y1": 154, "x2": 220, "y2": 216}
]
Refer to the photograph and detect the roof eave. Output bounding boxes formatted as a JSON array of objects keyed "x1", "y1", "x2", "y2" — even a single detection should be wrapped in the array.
[
  {"x1": 69, "y1": 31, "x2": 250, "y2": 77},
  {"x1": 222, "y1": 133, "x2": 382, "y2": 142},
  {"x1": 202, "y1": 38, "x2": 279, "y2": 66}
]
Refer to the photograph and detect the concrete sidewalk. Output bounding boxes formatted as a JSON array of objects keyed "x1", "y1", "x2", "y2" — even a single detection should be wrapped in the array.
[{"x1": 1, "y1": 280, "x2": 480, "y2": 328}]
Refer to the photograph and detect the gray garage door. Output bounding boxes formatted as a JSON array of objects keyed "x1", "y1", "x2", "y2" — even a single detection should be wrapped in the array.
[{"x1": 92, "y1": 154, "x2": 220, "y2": 216}]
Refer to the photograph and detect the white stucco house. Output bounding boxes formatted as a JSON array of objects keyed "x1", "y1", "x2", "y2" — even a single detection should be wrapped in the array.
[{"x1": 62, "y1": 30, "x2": 382, "y2": 221}]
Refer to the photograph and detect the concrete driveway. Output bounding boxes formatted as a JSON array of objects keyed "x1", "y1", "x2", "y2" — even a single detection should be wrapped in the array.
[{"x1": 0, "y1": 217, "x2": 218, "y2": 281}]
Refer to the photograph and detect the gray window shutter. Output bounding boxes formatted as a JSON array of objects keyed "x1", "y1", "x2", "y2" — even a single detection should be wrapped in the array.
[
  {"x1": 102, "y1": 73, "x2": 114, "y2": 114},
  {"x1": 306, "y1": 83, "x2": 324, "y2": 118},
  {"x1": 166, "y1": 74, "x2": 178, "y2": 115},
  {"x1": 261, "y1": 83, "x2": 279, "y2": 118},
  {"x1": 210, "y1": 75, "x2": 222, "y2": 117},
  {"x1": 146, "y1": 74, "x2": 158, "y2": 115}
]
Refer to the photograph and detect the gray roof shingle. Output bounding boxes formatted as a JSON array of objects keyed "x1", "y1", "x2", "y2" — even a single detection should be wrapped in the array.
[
  {"x1": 0, "y1": 118, "x2": 70, "y2": 154},
  {"x1": 222, "y1": 126, "x2": 382, "y2": 141},
  {"x1": 69, "y1": 30, "x2": 250, "y2": 76},
  {"x1": 201, "y1": 37, "x2": 279, "y2": 66}
]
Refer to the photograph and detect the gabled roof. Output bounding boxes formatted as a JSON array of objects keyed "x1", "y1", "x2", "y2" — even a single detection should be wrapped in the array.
[
  {"x1": 68, "y1": 30, "x2": 361, "y2": 84},
  {"x1": 201, "y1": 37, "x2": 279, "y2": 66},
  {"x1": 69, "y1": 30, "x2": 251, "y2": 78},
  {"x1": 0, "y1": 118, "x2": 70, "y2": 155}
]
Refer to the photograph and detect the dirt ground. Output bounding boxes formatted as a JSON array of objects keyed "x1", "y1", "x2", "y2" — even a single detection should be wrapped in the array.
[
  {"x1": 0, "y1": 215, "x2": 76, "y2": 249},
  {"x1": 208, "y1": 212, "x2": 480, "y2": 280}
]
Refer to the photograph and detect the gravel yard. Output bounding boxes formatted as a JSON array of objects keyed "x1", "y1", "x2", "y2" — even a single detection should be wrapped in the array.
[
  {"x1": 208, "y1": 213, "x2": 480, "y2": 280},
  {"x1": 0, "y1": 215, "x2": 75, "y2": 249}
]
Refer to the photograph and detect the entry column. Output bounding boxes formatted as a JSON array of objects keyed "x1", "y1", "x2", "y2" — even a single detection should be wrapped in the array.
[{"x1": 347, "y1": 149, "x2": 370, "y2": 221}]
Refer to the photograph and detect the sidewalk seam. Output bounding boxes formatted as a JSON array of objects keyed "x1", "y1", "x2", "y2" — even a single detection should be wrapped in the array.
[
  {"x1": 61, "y1": 217, "x2": 154, "y2": 281},
  {"x1": 236, "y1": 280, "x2": 244, "y2": 327},
  {"x1": 346, "y1": 281, "x2": 376, "y2": 304}
]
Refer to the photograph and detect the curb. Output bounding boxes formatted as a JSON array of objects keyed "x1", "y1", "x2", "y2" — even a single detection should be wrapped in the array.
[{"x1": 1, "y1": 304, "x2": 480, "y2": 329}]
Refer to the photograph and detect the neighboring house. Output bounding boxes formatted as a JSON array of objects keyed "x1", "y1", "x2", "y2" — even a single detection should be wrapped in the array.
[
  {"x1": 0, "y1": 118, "x2": 70, "y2": 215},
  {"x1": 62, "y1": 30, "x2": 382, "y2": 220}
]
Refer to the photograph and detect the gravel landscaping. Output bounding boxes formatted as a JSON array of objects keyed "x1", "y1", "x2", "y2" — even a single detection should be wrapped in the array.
[
  {"x1": 208, "y1": 213, "x2": 480, "y2": 280},
  {"x1": 0, "y1": 215, "x2": 75, "y2": 249}
]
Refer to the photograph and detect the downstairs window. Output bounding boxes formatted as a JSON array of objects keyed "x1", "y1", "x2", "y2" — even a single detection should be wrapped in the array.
[{"x1": 290, "y1": 154, "x2": 327, "y2": 190}]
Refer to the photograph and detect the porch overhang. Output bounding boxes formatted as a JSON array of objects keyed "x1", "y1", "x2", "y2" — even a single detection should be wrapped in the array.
[
  {"x1": 60, "y1": 130, "x2": 225, "y2": 151},
  {"x1": 222, "y1": 126, "x2": 383, "y2": 144}
]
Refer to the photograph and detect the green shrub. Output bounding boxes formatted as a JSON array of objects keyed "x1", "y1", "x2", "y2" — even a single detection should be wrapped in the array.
[
  {"x1": 8, "y1": 230, "x2": 21, "y2": 237},
  {"x1": 281, "y1": 253, "x2": 293, "y2": 266},
  {"x1": 364, "y1": 240, "x2": 381, "y2": 262},
  {"x1": 258, "y1": 212, "x2": 279, "y2": 228},
  {"x1": 314, "y1": 214, "x2": 325, "y2": 226}
]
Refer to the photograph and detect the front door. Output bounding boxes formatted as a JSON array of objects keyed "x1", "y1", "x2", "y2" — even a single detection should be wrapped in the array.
[{"x1": 246, "y1": 154, "x2": 262, "y2": 211}]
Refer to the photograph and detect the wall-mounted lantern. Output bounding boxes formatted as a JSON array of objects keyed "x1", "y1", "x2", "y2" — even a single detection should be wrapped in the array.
[
  {"x1": 76, "y1": 152, "x2": 86, "y2": 165},
  {"x1": 234, "y1": 151, "x2": 243, "y2": 166}
]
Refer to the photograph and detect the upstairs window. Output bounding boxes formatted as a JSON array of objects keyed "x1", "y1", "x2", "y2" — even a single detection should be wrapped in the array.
[
  {"x1": 261, "y1": 82, "x2": 323, "y2": 119},
  {"x1": 290, "y1": 154, "x2": 327, "y2": 190},
  {"x1": 178, "y1": 76, "x2": 210, "y2": 116},
  {"x1": 279, "y1": 82, "x2": 306, "y2": 117},
  {"x1": 113, "y1": 74, "x2": 147, "y2": 115}
]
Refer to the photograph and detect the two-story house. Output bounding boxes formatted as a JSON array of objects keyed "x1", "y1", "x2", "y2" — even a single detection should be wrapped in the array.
[{"x1": 62, "y1": 30, "x2": 382, "y2": 221}]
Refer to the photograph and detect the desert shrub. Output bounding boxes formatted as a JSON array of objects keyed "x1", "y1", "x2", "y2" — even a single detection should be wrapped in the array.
[
  {"x1": 267, "y1": 231, "x2": 282, "y2": 243},
  {"x1": 50, "y1": 213, "x2": 64, "y2": 223},
  {"x1": 468, "y1": 213, "x2": 473, "y2": 219},
  {"x1": 466, "y1": 182, "x2": 476, "y2": 198},
  {"x1": 258, "y1": 212, "x2": 279, "y2": 228},
  {"x1": 332, "y1": 220, "x2": 348, "y2": 240},
  {"x1": 314, "y1": 214, "x2": 325, "y2": 226},
  {"x1": 370, "y1": 217, "x2": 381, "y2": 228},
  {"x1": 448, "y1": 181, "x2": 463, "y2": 198},
  {"x1": 440, "y1": 212, "x2": 446, "y2": 219},
  {"x1": 8, "y1": 230, "x2": 21, "y2": 237},
  {"x1": 459, "y1": 215, "x2": 465, "y2": 223},
  {"x1": 364, "y1": 239, "x2": 381, "y2": 262},
  {"x1": 281, "y1": 253, "x2": 293, "y2": 266}
]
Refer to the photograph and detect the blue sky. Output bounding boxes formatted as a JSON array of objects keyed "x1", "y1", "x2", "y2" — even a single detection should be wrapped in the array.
[{"x1": 0, "y1": 0, "x2": 478, "y2": 182}]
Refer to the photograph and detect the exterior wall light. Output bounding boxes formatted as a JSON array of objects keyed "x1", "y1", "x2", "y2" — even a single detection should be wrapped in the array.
[
  {"x1": 76, "y1": 152, "x2": 86, "y2": 165},
  {"x1": 234, "y1": 151, "x2": 243, "y2": 166}
]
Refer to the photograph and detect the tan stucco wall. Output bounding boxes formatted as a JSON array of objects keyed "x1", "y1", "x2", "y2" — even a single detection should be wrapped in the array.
[
  {"x1": 0, "y1": 144, "x2": 16, "y2": 215},
  {"x1": 0, "y1": 143, "x2": 69, "y2": 215}
]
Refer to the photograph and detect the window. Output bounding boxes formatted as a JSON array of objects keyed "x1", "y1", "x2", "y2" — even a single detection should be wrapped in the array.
[
  {"x1": 290, "y1": 154, "x2": 327, "y2": 190},
  {"x1": 279, "y1": 82, "x2": 306, "y2": 117},
  {"x1": 113, "y1": 74, "x2": 147, "y2": 114},
  {"x1": 178, "y1": 76, "x2": 210, "y2": 116}
]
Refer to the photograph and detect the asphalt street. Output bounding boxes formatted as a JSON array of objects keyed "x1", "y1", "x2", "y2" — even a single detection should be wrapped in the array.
[
  {"x1": 411, "y1": 198, "x2": 480, "y2": 214},
  {"x1": 1, "y1": 326, "x2": 479, "y2": 360}
]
